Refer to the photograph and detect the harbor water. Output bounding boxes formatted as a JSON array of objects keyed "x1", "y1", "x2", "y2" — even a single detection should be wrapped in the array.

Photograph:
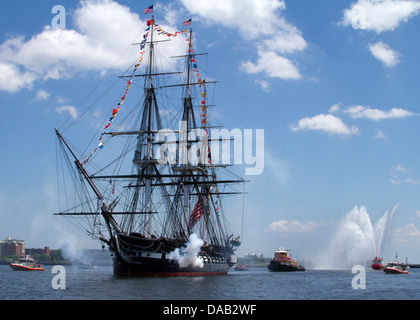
[{"x1": 1, "y1": 264, "x2": 419, "y2": 300}]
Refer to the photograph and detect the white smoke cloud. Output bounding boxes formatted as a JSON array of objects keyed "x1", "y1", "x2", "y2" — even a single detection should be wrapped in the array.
[{"x1": 168, "y1": 233, "x2": 204, "y2": 268}]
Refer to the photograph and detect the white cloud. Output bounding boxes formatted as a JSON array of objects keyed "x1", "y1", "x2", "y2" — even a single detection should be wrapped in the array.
[
  {"x1": 0, "y1": 62, "x2": 37, "y2": 92},
  {"x1": 55, "y1": 105, "x2": 78, "y2": 120},
  {"x1": 374, "y1": 129, "x2": 386, "y2": 139},
  {"x1": 0, "y1": 0, "x2": 306, "y2": 90},
  {"x1": 390, "y1": 178, "x2": 401, "y2": 185},
  {"x1": 390, "y1": 164, "x2": 404, "y2": 184},
  {"x1": 265, "y1": 220, "x2": 319, "y2": 234},
  {"x1": 328, "y1": 103, "x2": 341, "y2": 113},
  {"x1": 390, "y1": 164, "x2": 420, "y2": 185},
  {"x1": 0, "y1": 26, "x2": 127, "y2": 84},
  {"x1": 56, "y1": 96, "x2": 70, "y2": 104},
  {"x1": 393, "y1": 164, "x2": 406, "y2": 173},
  {"x1": 293, "y1": 103, "x2": 416, "y2": 137},
  {"x1": 262, "y1": 29, "x2": 307, "y2": 54},
  {"x1": 181, "y1": 0, "x2": 289, "y2": 39},
  {"x1": 72, "y1": 0, "x2": 143, "y2": 60},
  {"x1": 255, "y1": 80, "x2": 271, "y2": 92},
  {"x1": 368, "y1": 41, "x2": 400, "y2": 67},
  {"x1": 35, "y1": 90, "x2": 50, "y2": 101},
  {"x1": 344, "y1": 105, "x2": 416, "y2": 120},
  {"x1": 342, "y1": 0, "x2": 420, "y2": 33},
  {"x1": 0, "y1": 0, "x2": 188, "y2": 92},
  {"x1": 240, "y1": 50, "x2": 301, "y2": 80},
  {"x1": 394, "y1": 224, "x2": 420, "y2": 241},
  {"x1": 291, "y1": 113, "x2": 359, "y2": 135},
  {"x1": 180, "y1": 0, "x2": 307, "y2": 79}
]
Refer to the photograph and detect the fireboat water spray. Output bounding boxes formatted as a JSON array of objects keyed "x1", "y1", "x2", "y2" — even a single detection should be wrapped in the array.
[{"x1": 317, "y1": 205, "x2": 397, "y2": 269}]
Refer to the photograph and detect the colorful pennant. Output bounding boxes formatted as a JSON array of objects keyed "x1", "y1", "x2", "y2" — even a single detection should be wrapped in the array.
[
  {"x1": 154, "y1": 23, "x2": 188, "y2": 38},
  {"x1": 82, "y1": 23, "x2": 151, "y2": 166},
  {"x1": 81, "y1": 20, "x2": 196, "y2": 166}
]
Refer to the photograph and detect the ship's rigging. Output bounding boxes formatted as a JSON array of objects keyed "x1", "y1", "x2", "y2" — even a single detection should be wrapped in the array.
[{"x1": 55, "y1": 15, "x2": 246, "y2": 276}]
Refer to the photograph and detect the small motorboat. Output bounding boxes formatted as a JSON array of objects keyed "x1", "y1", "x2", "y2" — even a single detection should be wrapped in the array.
[
  {"x1": 10, "y1": 256, "x2": 45, "y2": 271},
  {"x1": 234, "y1": 263, "x2": 248, "y2": 271},
  {"x1": 383, "y1": 265, "x2": 409, "y2": 274},
  {"x1": 78, "y1": 261, "x2": 97, "y2": 269},
  {"x1": 383, "y1": 254, "x2": 409, "y2": 274}
]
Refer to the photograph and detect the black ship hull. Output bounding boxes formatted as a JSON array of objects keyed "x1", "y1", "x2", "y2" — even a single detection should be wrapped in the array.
[
  {"x1": 113, "y1": 254, "x2": 231, "y2": 276},
  {"x1": 111, "y1": 234, "x2": 234, "y2": 276},
  {"x1": 268, "y1": 260, "x2": 305, "y2": 272}
]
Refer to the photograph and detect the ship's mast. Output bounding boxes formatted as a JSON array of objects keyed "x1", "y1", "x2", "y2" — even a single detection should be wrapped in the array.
[
  {"x1": 181, "y1": 27, "x2": 198, "y2": 234},
  {"x1": 186, "y1": 28, "x2": 193, "y2": 97},
  {"x1": 55, "y1": 17, "x2": 247, "y2": 248},
  {"x1": 128, "y1": 16, "x2": 159, "y2": 236},
  {"x1": 143, "y1": 16, "x2": 156, "y2": 235}
]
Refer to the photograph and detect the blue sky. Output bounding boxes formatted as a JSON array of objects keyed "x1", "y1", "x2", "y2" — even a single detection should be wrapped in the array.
[{"x1": 2, "y1": 0, "x2": 420, "y2": 267}]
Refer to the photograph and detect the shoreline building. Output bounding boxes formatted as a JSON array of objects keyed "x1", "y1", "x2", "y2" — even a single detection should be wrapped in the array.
[
  {"x1": 26, "y1": 247, "x2": 50, "y2": 256},
  {"x1": 0, "y1": 237, "x2": 26, "y2": 257}
]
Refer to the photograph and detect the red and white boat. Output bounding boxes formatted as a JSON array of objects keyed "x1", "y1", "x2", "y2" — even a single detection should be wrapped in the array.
[
  {"x1": 383, "y1": 254, "x2": 409, "y2": 274},
  {"x1": 371, "y1": 255, "x2": 384, "y2": 270},
  {"x1": 234, "y1": 263, "x2": 248, "y2": 271},
  {"x1": 10, "y1": 256, "x2": 45, "y2": 271}
]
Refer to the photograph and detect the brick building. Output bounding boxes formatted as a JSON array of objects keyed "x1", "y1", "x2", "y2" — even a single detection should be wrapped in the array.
[
  {"x1": 26, "y1": 247, "x2": 50, "y2": 256},
  {"x1": 0, "y1": 237, "x2": 26, "y2": 257}
]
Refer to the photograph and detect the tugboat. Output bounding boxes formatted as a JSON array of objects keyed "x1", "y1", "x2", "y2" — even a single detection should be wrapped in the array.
[
  {"x1": 383, "y1": 254, "x2": 409, "y2": 274},
  {"x1": 268, "y1": 248, "x2": 305, "y2": 272},
  {"x1": 10, "y1": 256, "x2": 45, "y2": 271},
  {"x1": 371, "y1": 255, "x2": 384, "y2": 270}
]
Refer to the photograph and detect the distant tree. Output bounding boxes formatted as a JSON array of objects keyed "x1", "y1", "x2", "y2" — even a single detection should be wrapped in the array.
[
  {"x1": 50, "y1": 249, "x2": 67, "y2": 263},
  {"x1": 33, "y1": 253, "x2": 52, "y2": 263},
  {"x1": 0, "y1": 255, "x2": 19, "y2": 263}
]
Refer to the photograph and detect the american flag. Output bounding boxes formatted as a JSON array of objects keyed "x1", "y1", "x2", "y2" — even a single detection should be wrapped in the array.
[
  {"x1": 143, "y1": 5, "x2": 153, "y2": 14},
  {"x1": 183, "y1": 18, "x2": 192, "y2": 26},
  {"x1": 188, "y1": 196, "x2": 204, "y2": 229}
]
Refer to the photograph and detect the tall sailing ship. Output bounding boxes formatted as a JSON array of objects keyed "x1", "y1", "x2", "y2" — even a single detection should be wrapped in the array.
[{"x1": 55, "y1": 15, "x2": 245, "y2": 276}]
